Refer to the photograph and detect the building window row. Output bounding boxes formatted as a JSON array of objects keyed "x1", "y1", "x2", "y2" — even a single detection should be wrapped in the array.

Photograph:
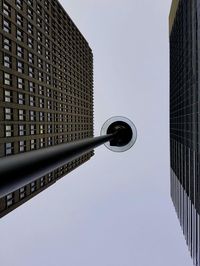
[
  {"x1": 2, "y1": 11, "x2": 50, "y2": 37},
  {"x1": 3, "y1": 74, "x2": 91, "y2": 107},
  {"x1": 4, "y1": 140, "x2": 36, "y2": 155},
  {"x1": 2, "y1": 36, "x2": 90, "y2": 80},
  {"x1": 3, "y1": 91, "x2": 90, "y2": 117},
  {"x1": 2, "y1": 0, "x2": 88, "y2": 51},
  {"x1": 3, "y1": 71, "x2": 51, "y2": 87},
  {"x1": 5, "y1": 171, "x2": 56, "y2": 207},
  {"x1": 4, "y1": 111, "x2": 92, "y2": 129},
  {"x1": 4, "y1": 124, "x2": 48, "y2": 137},
  {"x1": 4, "y1": 131, "x2": 90, "y2": 156},
  {"x1": 3, "y1": 57, "x2": 52, "y2": 79}
]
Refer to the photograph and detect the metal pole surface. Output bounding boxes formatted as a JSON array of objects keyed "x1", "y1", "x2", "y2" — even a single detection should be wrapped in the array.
[{"x1": 0, "y1": 134, "x2": 114, "y2": 198}]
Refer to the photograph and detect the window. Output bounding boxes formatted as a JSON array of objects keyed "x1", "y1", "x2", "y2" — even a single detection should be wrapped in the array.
[
  {"x1": 7, "y1": 193, "x2": 13, "y2": 201},
  {"x1": 17, "y1": 45, "x2": 24, "y2": 58},
  {"x1": 48, "y1": 125, "x2": 52, "y2": 134},
  {"x1": 5, "y1": 108, "x2": 12, "y2": 120},
  {"x1": 27, "y1": 23, "x2": 33, "y2": 35},
  {"x1": 17, "y1": 60, "x2": 24, "y2": 73},
  {"x1": 47, "y1": 112, "x2": 52, "y2": 122},
  {"x1": 3, "y1": 2, "x2": 11, "y2": 17},
  {"x1": 20, "y1": 186, "x2": 25, "y2": 193},
  {"x1": 3, "y1": 54, "x2": 11, "y2": 68},
  {"x1": 5, "y1": 125, "x2": 13, "y2": 137},
  {"x1": 18, "y1": 109, "x2": 25, "y2": 121},
  {"x1": 4, "y1": 90, "x2": 12, "y2": 102},
  {"x1": 48, "y1": 137, "x2": 52, "y2": 146},
  {"x1": 46, "y1": 63, "x2": 50, "y2": 73},
  {"x1": 16, "y1": 14, "x2": 23, "y2": 26},
  {"x1": 4, "y1": 72, "x2": 12, "y2": 85},
  {"x1": 19, "y1": 125, "x2": 25, "y2": 136},
  {"x1": 19, "y1": 141, "x2": 26, "y2": 153},
  {"x1": 47, "y1": 88, "x2": 51, "y2": 97},
  {"x1": 40, "y1": 177, "x2": 45, "y2": 187},
  {"x1": 30, "y1": 139, "x2": 36, "y2": 150},
  {"x1": 37, "y1": 17, "x2": 42, "y2": 28},
  {"x1": 37, "y1": 4, "x2": 42, "y2": 15},
  {"x1": 18, "y1": 93, "x2": 25, "y2": 104},
  {"x1": 28, "y1": 37, "x2": 34, "y2": 49},
  {"x1": 38, "y1": 85, "x2": 44, "y2": 95},
  {"x1": 39, "y1": 111, "x2": 44, "y2": 121},
  {"x1": 38, "y1": 71, "x2": 44, "y2": 82},
  {"x1": 44, "y1": 13, "x2": 50, "y2": 24},
  {"x1": 39, "y1": 98, "x2": 44, "y2": 108},
  {"x1": 28, "y1": 66, "x2": 34, "y2": 78},
  {"x1": 45, "y1": 38, "x2": 50, "y2": 48},
  {"x1": 3, "y1": 19, "x2": 11, "y2": 33},
  {"x1": 38, "y1": 58, "x2": 43, "y2": 68},
  {"x1": 29, "y1": 81, "x2": 35, "y2": 92},
  {"x1": 45, "y1": 50, "x2": 50, "y2": 60},
  {"x1": 45, "y1": 24, "x2": 49, "y2": 35},
  {"x1": 3, "y1": 37, "x2": 11, "y2": 51},
  {"x1": 44, "y1": 1, "x2": 49, "y2": 10},
  {"x1": 17, "y1": 77, "x2": 24, "y2": 89},
  {"x1": 29, "y1": 110, "x2": 36, "y2": 122},
  {"x1": 28, "y1": 52, "x2": 34, "y2": 64},
  {"x1": 40, "y1": 125, "x2": 44, "y2": 134},
  {"x1": 5, "y1": 142, "x2": 14, "y2": 156},
  {"x1": 37, "y1": 44, "x2": 42, "y2": 55},
  {"x1": 29, "y1": 96, "x2": 35, "y2": 106},
  {"x1": 30, "y1": 125, "x2": 36, "y2": 135},
  {"x1": 48, "y1": 173, "x2": 52, "y2": 182},
  {"x1": 27, "y1": 8, "x2": 33, "y2": 20},
  {"x1": 40, "y1": 138, "x2": 45, "y2": 148},
  {"x1": 31, "y1": 181, "x2": 36, "y2": 192},
  {"x1": 16, "y1": 0, "x2": 23, "y2": 10},
  {"x1": 28, "y1": 0, "x2": 33, "y2": 6},
  {"x1": 6, "y1": 193, "x2": 14, "y2": 206},
  {"x1": 47, "y1": 100, "x2": 51, "y2": 109},
  {"x1": 16, "y1": 29, "x2": 23, "y2": 41},
  {"x1": 37, "y1": 31, "x2": 42, "y2": 42},
  {"x1": 46, "y1": 75, "x2": 51, "y2": 85},
  {"x1": 19, "y1": 186, "x2": 26, "y2": 198}
]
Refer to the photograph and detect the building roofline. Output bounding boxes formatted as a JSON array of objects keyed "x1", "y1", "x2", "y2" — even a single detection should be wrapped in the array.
[{"x1": 169, "y1": 0, "x2": 180, "y2": 35}]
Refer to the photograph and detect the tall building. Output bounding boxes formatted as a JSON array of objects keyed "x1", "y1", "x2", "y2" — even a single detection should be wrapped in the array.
[
  {"x1": 169, "y1": 0, "x2": 200, "y2": 264},
  {"x1": 0, "y1": 0, "x2": 94, "y2": 218}
]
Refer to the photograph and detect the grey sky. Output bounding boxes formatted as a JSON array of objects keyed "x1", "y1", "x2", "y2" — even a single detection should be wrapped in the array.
[{"x1": 0, "y1": 1, "x2": 193, "y2": 266}]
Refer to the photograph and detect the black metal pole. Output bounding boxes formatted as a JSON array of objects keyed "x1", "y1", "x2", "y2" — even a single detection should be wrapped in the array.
[{"x1": 0, "y1": 133, "x2": 114, "y2": 198}]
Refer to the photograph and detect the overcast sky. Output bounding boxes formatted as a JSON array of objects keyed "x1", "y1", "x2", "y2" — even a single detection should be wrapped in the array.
[{"x1": 0, "y1": 1, "x2": 194, "y2": 266}]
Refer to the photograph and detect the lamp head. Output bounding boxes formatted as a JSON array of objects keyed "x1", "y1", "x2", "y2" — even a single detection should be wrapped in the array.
[{"x1": 101, "y1": 116, "x2": 137, "y2": 152}]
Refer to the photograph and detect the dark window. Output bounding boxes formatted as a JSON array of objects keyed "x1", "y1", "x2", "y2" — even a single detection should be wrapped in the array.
[
  {"x1": 3, "y1": 2, "x2": 11, "y2": 17},
  {"x1": 3, "y1": 19, "x2": 11, "y2": 33}
]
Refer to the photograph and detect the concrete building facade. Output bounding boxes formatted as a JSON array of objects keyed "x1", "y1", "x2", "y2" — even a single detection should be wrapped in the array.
[{"x1": 0, "y1": 0, "x2": 94, "y2": 218}]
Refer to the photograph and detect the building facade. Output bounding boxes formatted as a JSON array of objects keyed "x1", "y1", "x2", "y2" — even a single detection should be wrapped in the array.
[
  {"x1": 0, "y1": 0, "x2": 94, "y2": 218},
  {"x1": 170, "y1": 0, "x2": 200, "y2": 265}
]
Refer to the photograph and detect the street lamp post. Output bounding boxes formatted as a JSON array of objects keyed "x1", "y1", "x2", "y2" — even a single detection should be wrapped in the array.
[{"x1": 0, "y1": 117, "x2": 137, "y2": 198}]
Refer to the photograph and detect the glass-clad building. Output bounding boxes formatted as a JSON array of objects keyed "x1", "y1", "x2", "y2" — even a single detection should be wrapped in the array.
[
  {"x1": 0, "y1": 0, "x2": 94, "y2": 218},
  {"x1": 169, "y1": 0, "x2": 200, "y2": 264}
]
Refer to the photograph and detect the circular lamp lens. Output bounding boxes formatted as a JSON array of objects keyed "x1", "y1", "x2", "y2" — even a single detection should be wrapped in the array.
[{"x1": 100, "y1": 116, "x2": 137, "y2": 152}]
